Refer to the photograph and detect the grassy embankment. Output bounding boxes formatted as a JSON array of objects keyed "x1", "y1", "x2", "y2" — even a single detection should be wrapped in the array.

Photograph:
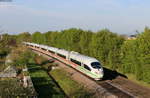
[
  {"x1": 126, "y1": 74, "x2": 150, "y2": 88},
  {"x1": 104, "y1": 66, "x2": 150, "y2": 88},
  {"x1": 27, "y1": 62, "x2": 65, "y2": 98},
  {"x1": 116, "y1": 68, "x2": 150, "y2": 88},
  {"x1": 106, "y1": 66, "x2": 150, "y2": 88},
  {"x1": 50, "y1": 68, "x2": 93, "y2": 98}
]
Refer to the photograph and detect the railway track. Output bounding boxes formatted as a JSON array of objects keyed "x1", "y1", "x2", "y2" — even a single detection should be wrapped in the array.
[
  {"x1": 96, "y1": 81, "x2": 134, "y2": 98},
  {"x1": 27, "y1": 46, "x2": 150, "y2": 98},
  {"x1": 107, "y1": 77, "x2": 150, "y2": 98}
]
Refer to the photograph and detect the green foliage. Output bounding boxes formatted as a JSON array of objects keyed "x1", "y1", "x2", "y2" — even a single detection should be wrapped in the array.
[
  {"x1": 120, "y1": 40, "x2": 138, "y2": 74},
  {"x1": 56, "y1": 28, "x2": 83, "y2": 52},
  {"x1": 0, "y1": 78, "x2": 36, "y2": 97},
  {"x1": 16, "y1": 32, "x2": 31, "y2": 44},
  {"x1": 0, "y1": 34, "x2": 15, "y2": 58},
  {"x1": 15, "y1": 50, "x2": 33, "y2": 66},
  {"x1": 32, "y1": 31, "x2": 46, "y2": 44},
  {"x1": 7, "y1": 46, "x2": 36, "y2": 69},
  {"x1": 136, "y1": 28, "x2": 150, "y2": 82},
  {"x1": 121, "y1": 27, "x2": 150, "y2": 83},
  {"x1": 79, "y1": 31, "x2": 92, "y2": 55},
  {"x1": 90, "y1": 29, "x2": 124, "y2": 68}
]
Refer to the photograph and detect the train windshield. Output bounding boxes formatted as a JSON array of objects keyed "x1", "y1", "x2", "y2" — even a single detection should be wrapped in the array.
[{"x1": 91, "y1": 62, "x2": 101, "y2": 69}]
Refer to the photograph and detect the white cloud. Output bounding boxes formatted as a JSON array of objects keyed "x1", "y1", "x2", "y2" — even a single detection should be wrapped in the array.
[{"x1": 0, "y1": 2, "x2": 16, "y2": 8}]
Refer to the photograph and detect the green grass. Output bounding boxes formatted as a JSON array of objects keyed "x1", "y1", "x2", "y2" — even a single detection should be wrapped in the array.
[
  {"x1": 27, "y1": 64, "x2": 65, "y2": 98},
  {"x1": 50, "y1": 69, "x2": 93, "y2": 98},
  {"x1": 126, "y1": 73, "x2": 150, "y2": 88}
]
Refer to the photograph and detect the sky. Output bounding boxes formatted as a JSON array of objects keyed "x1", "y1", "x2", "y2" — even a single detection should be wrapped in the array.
[{"x1": 0, "y1": 0, "x2": 150, "y2": 34}]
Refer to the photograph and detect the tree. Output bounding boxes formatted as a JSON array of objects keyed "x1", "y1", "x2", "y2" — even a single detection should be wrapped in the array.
[
  {"x1": 59, "y1": 28, "x2": 83, "y2": 52},
  {"x1": 0, "y1": 34, "x2": 14, "y2": 57},
  {"x1": 32, "y1": 31, "x2": 45, "y2": 44},
  {"x1": 120, "y1": 40, "x2": 138, "y2": 74},
  {"x1": 120, "y1": 27, "x2": 150, "y2": 83},
  {"x1": 90, "y1": 29, "x2": 124, "y2": 68},
  {"x1": 43, "y1": 31, "x2": 53, "y2": 45},
  {"x1": 16, "y1": 32, "x2": 31, "y2": 44},
  {"x1": 136, "y1": 27, "x2": 150, "y2": 82},
  {"x1": 79, "y1": 31, "x2": 92, "y2": 55}
]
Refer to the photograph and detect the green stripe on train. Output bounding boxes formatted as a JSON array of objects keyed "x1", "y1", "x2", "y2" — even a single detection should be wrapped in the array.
[{"x1": 76, "y1": 66, "x2": 101, "y2": 78}]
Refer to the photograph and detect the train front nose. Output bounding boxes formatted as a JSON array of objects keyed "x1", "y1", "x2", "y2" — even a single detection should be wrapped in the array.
[
  {"x1": 94, "y1": 68, "x2": 104, "y2": 80},
  {"x1": 99, "y1": 68, "x2": 104, "y2": 78}
]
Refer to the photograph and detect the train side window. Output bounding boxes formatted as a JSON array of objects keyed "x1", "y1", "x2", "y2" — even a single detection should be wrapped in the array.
[
  {"x1": 70, "y1": 58, "x2": 81, "y2": 66},
  {"x1": 42, "y1": 48, "x2": 46, "y2": 51},
  {"x1": 48, "y1": 50, "x2": 55, "y2": 54},
  {"x1": 57, "y1": 53, "x2": 66, "y2": 59},
  {"x1": 84, "y1": 64, "x2": 91, "y2": 71}
]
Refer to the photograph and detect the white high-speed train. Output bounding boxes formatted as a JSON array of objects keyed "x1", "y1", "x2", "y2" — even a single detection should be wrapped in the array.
[{"x1": 24, "y1": 42, "x2": 104, "y2": 80}]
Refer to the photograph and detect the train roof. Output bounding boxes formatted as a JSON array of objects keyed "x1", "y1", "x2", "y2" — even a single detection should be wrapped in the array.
[
  {"x1": 24, "y1": 42, "x2": 101, "y2": 65},
  {"x1": 57, "y1": 49, "x2": 69, "y2": 56},
  {"x1": 70, "y1": 52, "x2": 99, "y2": 65},
  {"x1": 40, "y1": 45, "x2": 49, "y2": 49},
  {"x1": 47, "y1": 46, "x2": 59, "y2": 52}
]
